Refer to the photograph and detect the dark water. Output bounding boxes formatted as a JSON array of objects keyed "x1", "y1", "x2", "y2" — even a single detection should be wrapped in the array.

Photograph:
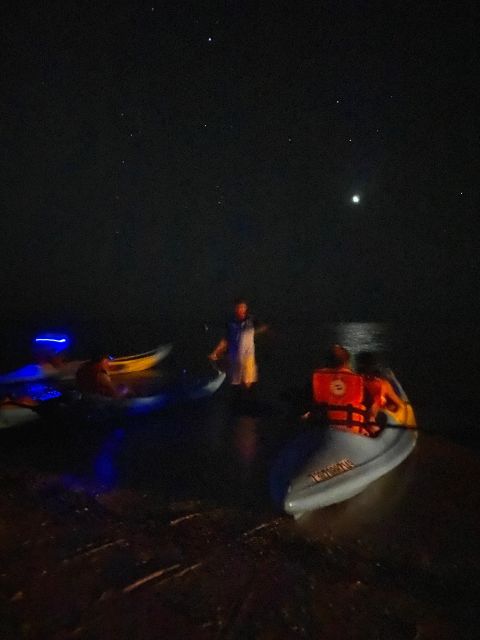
[
  {"x1": 1, "y1": 320, "x2": 479, "y2": 503},
  {"x1": 1, "y1": 322, "x2": 480, "y2": 638}
]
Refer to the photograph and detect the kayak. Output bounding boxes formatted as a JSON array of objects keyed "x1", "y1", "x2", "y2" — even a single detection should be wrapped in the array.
[
  {"x1": 0, "y1": 344, "x2": 173, "y2": 384},
  {"x1": 107, "y1": 344, "x2": 173, "y2": 374},
  {"x1": 0, "y1": 404, "x2": 40, "y2": 429},
  {"x1": 0, "y1": 370, "x2": 226, "y2": 427},
  {"x1": 79, "y1": 369, "x2": 226, "y2": 417},
  {"x1": 280, "y1": 370, "x2": 417, "y2": 518}
]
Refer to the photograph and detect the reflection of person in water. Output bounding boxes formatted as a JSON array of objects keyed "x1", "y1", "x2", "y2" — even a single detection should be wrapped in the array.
[
  {"x1": 234, "y1": 415, "x2": 259, "y2": 464},
  {"x1": 209, "y1": 298, "x2": 268, "y2": 390}
]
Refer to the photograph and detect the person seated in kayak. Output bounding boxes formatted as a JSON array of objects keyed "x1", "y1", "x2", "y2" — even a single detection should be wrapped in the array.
[
  {"x1": 76, "y1": 354, "x2": 124, "y2": 398},
  {"x1": 302, "y1": 344, "x2": 379, "y2": 436},
  {"x1": 33, "y1": 337, "x2": 69, "y2": 371},
  {"x1": 356, "y1": 351, "x2": 407, "y2": 427},
  {"x1": 208, "y1": 298, "x2": 268, "y2": 390},
  {"x1": 35, "y1": 350, "x2": 67, "y2": 369}
]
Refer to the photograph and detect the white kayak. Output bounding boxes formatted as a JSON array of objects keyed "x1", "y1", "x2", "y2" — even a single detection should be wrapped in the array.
[
  {"x1": 281, "y1": 370, "x2": 417, "y2": 518},
  {"x1": 0, "y1": 344, "x2": 172, "y2": 384},
  {"x1": 0, "y1": 404, "x2": 40, "y2": 430},
  {"x1": 80, "y1": 370, "x2": 226, "y2": 416}
]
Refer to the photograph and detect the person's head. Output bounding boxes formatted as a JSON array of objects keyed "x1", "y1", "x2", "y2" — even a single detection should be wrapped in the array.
[
  {"x1": 234, "y1": 297, "x2": 248, "y2": 320},
  {"x1": 326, "y1": 344, "x2": 351, "y2": 369},
  {"x1": 91, "y1": 353, "x2": 111, "y2": 369}
]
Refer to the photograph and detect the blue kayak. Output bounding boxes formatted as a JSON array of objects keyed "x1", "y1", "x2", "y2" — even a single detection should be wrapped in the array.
[{"x1": 78, "y1": 370, "x2": 226, "y2": 416}]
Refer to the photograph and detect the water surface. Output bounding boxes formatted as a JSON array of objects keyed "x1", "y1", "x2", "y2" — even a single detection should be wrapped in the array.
[{"x1": 1, "y1": 322, "x2": 479, "y2": 638}]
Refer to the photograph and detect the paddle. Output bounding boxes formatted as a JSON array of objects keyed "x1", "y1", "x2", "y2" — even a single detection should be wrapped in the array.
[
  {"x1": 207, "y1": 358, "x2": 223, "y2": 375},
  {"x1": 298, "y1": 411, "x2": 419, "y2": 434}
]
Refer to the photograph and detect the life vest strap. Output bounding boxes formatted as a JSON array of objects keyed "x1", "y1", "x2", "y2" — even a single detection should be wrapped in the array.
[
  {"x1": 316, "y1": 402, "x2": 369, "y2": 427},
  {"x1": 328, "y1": 418, "x2": 369, "y2": 428},
  {"x1": 325, "y1": 403, "x2": 367, "y2": 414}
]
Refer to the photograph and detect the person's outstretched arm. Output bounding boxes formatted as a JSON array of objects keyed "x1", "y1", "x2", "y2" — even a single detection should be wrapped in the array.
[
  {"x1": 209, "y1": 338, "x2": 228, "y2": 360},
  {"x1": 254, "y1": 323, "x2": 269, "y2": 335}
]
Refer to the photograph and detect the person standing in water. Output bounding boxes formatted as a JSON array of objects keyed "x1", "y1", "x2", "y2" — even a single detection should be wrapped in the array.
[{"x1": 209, "y1": 298, "x2": 268, "y2": 390}]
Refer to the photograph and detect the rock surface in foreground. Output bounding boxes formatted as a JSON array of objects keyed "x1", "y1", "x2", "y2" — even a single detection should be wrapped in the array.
[{"x1": 0, "y1": 434, "x2": 479, "y2": 639}]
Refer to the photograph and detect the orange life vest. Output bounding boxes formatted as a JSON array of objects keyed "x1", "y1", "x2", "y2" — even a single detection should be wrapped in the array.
[
  {"x1": 363, "y1": 376, "x2": 401, "y2": 412},
  {"x1": 312, "y1": 368, "x2": 367, "y2": 428}
]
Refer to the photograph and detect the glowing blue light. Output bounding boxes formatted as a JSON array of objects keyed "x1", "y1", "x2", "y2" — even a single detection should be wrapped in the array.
[
  {"x1": 94, "y1": 453, "x2": 117, "y2": 486},
  {"x1": 23, "y1": 383, "x2": 62, "y2": 401},
  {"x1": 0, "y1": 364, "x2": 44, "y2": 382},
  {"x1": 34, "y1": 333, "x2": 70, "y2": 353}
]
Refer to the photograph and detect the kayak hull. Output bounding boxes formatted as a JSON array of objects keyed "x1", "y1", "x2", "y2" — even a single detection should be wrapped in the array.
[
  {"x1": 80, "y1": 370, "x2": 226, "y2": 416},
  {"x1": 0, "y1": 405, "x2": 39, "y2": 429},
  {"x1": 281, "y1": 370, "x2": 417, "y2": 517},
  {"x1": 283, "y1": 427, "x2": 417, "y2": 517},
  {"x1": 0, "y1": 344, "x2": 172, "y2": 384},
  {"x1": 107, "y1": 344, "x2": 173, "y2": 374}
]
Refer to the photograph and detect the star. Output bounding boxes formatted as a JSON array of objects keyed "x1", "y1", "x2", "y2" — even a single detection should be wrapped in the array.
[{"x1": 352, "y1": 195, "x2": 360, "y2": 203}]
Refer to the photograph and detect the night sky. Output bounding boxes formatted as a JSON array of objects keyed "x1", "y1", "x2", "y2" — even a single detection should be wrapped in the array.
[{"x1": 2, "y1": 1, "x2": 477, "y2": 332}]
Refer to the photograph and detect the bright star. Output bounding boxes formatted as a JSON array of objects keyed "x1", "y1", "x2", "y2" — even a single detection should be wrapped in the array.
[{"x1": 352, "y1": 195, "x2": 360, "y2": 204}]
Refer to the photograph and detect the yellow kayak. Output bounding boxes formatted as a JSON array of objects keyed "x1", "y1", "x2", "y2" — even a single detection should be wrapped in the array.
[
  {"x1": 0, "y1": 344, "x2": 173, "y2": 384},
  {"x1": 108, "y1": 344, "x2": 173, "y2": 374}
]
